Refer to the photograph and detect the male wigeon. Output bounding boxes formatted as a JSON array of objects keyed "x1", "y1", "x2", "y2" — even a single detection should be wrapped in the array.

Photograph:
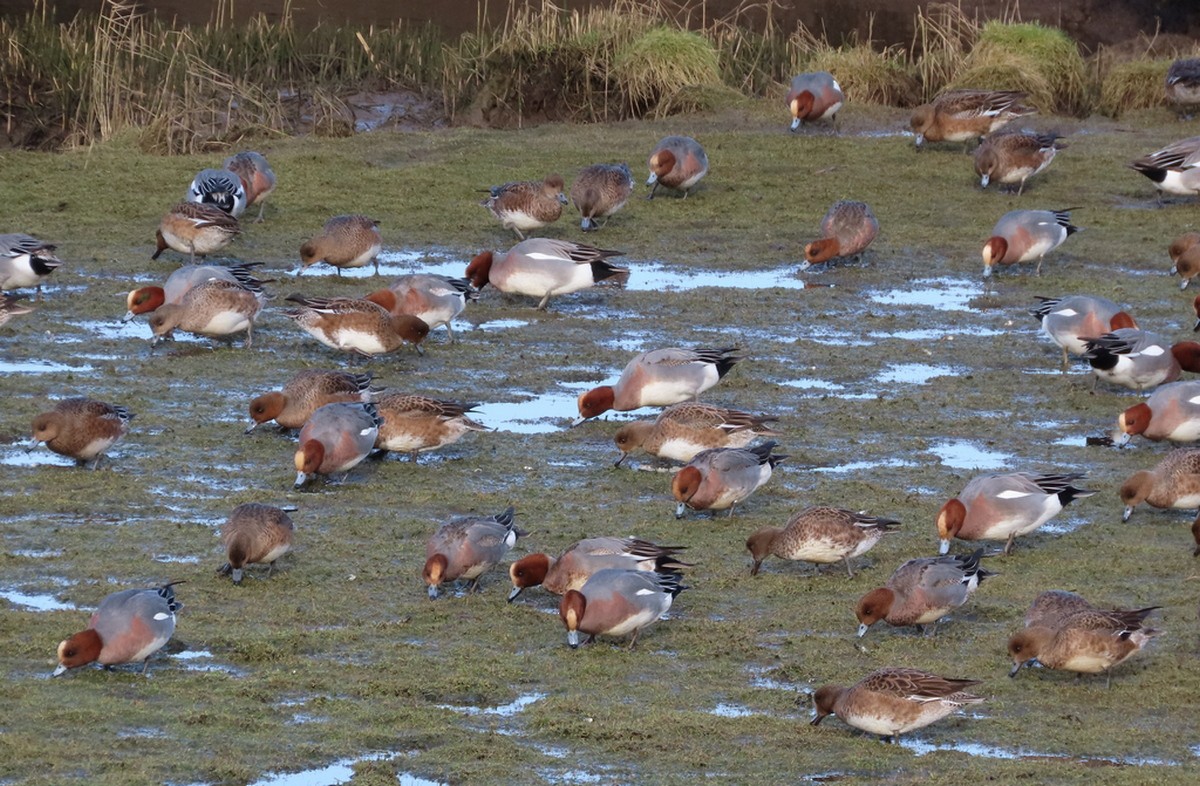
[
  {"x1": 293, "y1": 402, "x2": 382, "y2": 488},
  {"x1": 508, "y1": 537, "x2": 688, "y2": 601},
  {"x1": 981, "y1": 208, "x2": 1079, "y2": 278},
  {"x1": 1129, "y1": 136, "x2": 1200, "y2": 201},
  {"x1": 1083, "y1": 329, "x2": 1200, "y2": 391},
  {"x1": 576, "y1": 346, "x2": 745, "y2": 421},
  {"x1": 423, "y1": 506, "x2": 524, "y2": 599},
  {"x1": 746, "y1": 506, "x2": 901, "y2": 578},
  {"x1": 363, "y1": 274, "x2": 477, "y2": 342},
  {"x1": 1116, "y1": 380, "x2": 1200, "y2": 444},
  {"x1": 223, "y1": 151, "x2": 276, "y2": 222},
  {"x1": 570, "y1": 163, "x2": 634, "y2": 231},
  {"x1": 803, "y1": 200, "x2": 879, "y2": 267},
  {"x1": 0, "y1": 233, "x2": 63, "y2": 299},
  {"x1": 53, "y1": 581, "x2": 183, "y2": 675},
  {"x1": 300, "y1": 215, "x2": 383, "y2": 276},
  {"x1": 1167, "y1": 58, "x2": 1200, "y2": 110},
  {"x1": 974, "y1": 129, "x2": 1064, "y2": 194},
  {"x1": 218, "y1": 503, "x2": 294, "y2": 584},
  {"x1": 373, "y1": 393, "x2": 487, "y2": 459},
  {"x1": 147, "y1": 278, "x2": 263, "y2": 348},
  {"x1": 811, "y1": 668, "x2": 984, "y2": 743},
  {"x1": 559, "y1": 567, "x2": 685, "y2": 649},
  {"x1": 646, "y1": 136, "x2": 708, "y2": 199},
  {"x1": 284, "y1": 294, "x2": 429, "y2": 356},
  {"x1": 909, "y1": 89, "x2": 1036, "y2": 149},
  {"x1": 466, "y1": 238, "x2": 627, "y2": 311},
  {"x1": 1029, "y1": 295, "x2": 1137, "y2": 372},
  {"x1": 481, "y1": 174, "x2": 568, "y2": 239},
  {"x1": 187, "y1": 168, "x2": 247, "y2": 217},
  {"x1": 247, "y1": 370, "x2": 378, "y2": 432},
  {"x1": 1169, "y1": 232, "x2": 1200, "y2": 289},
  {"x1": 1119, "y1": 447, "x2": 1200, "y2": 522},
  {"x1": 152, "y1": 202, "x2": 240, "y2": 262},
  {"x1": 613, "y1": 402, "x2": 779, "y2": 466},
  {"x1": 786, "y1": 71, "x2": 844, "y2": 131},
  {"x1": 0, "y1": 293, "x2": 33, "y2": 327},
  {"x1": 936, "y1": 471, "x2": 1094, "y2": 555},
  {"x1": 854, "y1": 549, "x2": 992, "y2": 637},
  {"x1": 28, "y1": 398, "x2": 133, "y2": 468},
  {"x1": 672, "y1": 440, "x2": 787, "y2": 518},
  {"x1": 124, "y1": 262, "x2": 266, "y2": 322}
]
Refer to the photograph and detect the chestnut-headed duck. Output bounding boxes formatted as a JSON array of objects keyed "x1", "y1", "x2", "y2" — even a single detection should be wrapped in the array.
[
  {"x1": 152, "y1": 202, "x2": 240, "y2": 262},
  {"x1": 570, "y1": 163, "x2": 634, "y2": 231},
  {"x1": 1119, "y1": 448, "x2": 1200, "y2": 522},
  {"x1": 787, "y1": 71, "x2": 844, "y2": 131},
  {"x1": 613, "y1": 402, "x2": 778, "y2": 466},
  {"x1": 284, "y1": 294, "x2": 429, "y2": 356},
  {"x1": 124, "y1": 261, "x2": 266, "y2": 322},
  {"x1": 746, "y1": 506, "x2": 900, "y2": 578},
  {"x1": 1116, "y1": 380, "x2": 1200, "y2": 445},
  {"x1": 293, "y1": 402, "x2": 382, "y2": 488},
  {"x1": 909, "y1": 89, "x2": 1035, "y2": 149},
  {"x1": 363, "y1": 274, "x2": 477, "y2": 342},
  {"x1": 1170, "y1": 232, "x2": 1200, "y2": 289},
  {"x1": 28, "y1": 398, "x2": 133, "y2": 468},
  {"x1": 1167, "y1": 58, "x2": 1200, "y2": 109},
  {"x1": 672, "y1": 440, "x2": 787, "y2": 518},
  {"x1": 855, "y1": 549, "x2": 992, "y2": 637},
  {"x1": 218, "y1": 503, "x2": 294, "y2": 584},
  {"x1": 804, "y1": 200, "x2": 879, "y2": 267},
  {"x1": 466, "y1": 238, "x2": 627, "y2": 311},
  {"x1": 481, "y1": 174, "x2": 568, "y2": 239},
  {"x1": 811, "y1": 668, "x2": 984, "y2": 743},
  {"x1": 576, "y1": 346, "x2": 745, "y2": 421},
  {"x1": 508, "y1": 536, "x2": 688, "y2": 601},
  {"x1": 1129, "y1": 136, "x2": 1200, "y2": 201},
  {"x1": 0, "y1": 293, "x2": 33, "y2": 327},
  {"x1": 1029, "y1": 295, "x2": 1137, "y2": 371},
  {"x1": 1083, "y1": 329, "x2": 1200, "y2": 391},
  {"x1": 147, "y1": 278, "x2": 262, "y2": 348},
  {"x1": 223, "y1": 151, "x2": 276, "y2": 222},
  {"x1": 187, "y1": 168, "x2": 247, "y2": 217},
  {"x1": 423, "y1": 506, "x2": 524, "y2": 599},
  {"x1": 982, "y1": 208, "x2": 1079, "y2": 278},
  {"x1": 54, "y1": 581, "x2": 183, "y2": 675},
  {"x1": 300, "y1": 215, "x2": 382, "y2": 276},
  {"x1": 373, "y1": 393, "x2": 487, "y2": 459},
  {"x1": 646, "y1": 136, "x2": 708, "y2": 199},
  {"x1": 0, "y1": 233, "x2": 62, "y2": 299},
  {"x1": 559, "y1": 567, "x2": 686, "y2": 649},
  {"x1": 247, "y1": 370, "x2": 378, "y2": 432},
  {"x1": 974, "y1": 129, "x2": 1064, "y2": 194}
]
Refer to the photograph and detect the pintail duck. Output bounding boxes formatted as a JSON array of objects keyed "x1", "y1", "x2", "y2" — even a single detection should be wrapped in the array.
[
  {"x1": 293, "y1": 402, "x2": 382, "y2": 488},
  {"x1": 1129, "y1": 136, "x2": 1200, "y2": 201},
  {"x1": 187, "y1": 168, "x2": 247, "y2": 217},
  {"x1": 672, "y1": 441, "x2": 787, "y2": 518},
  {"x1": 508, "y1": 537, "x2": 688, "y2": 601},
  {"x1": 423, "y1": 506, "x2": 524, "y2": 599},
  {"x1": 218, "y1": 503, "x2": 294, "y2": 584},
  {"x1": 936, "y1": 472, "x2": 1094, "y2": 555},
  {"x1": 147, "y1": 278, "x2": 263, "y2": 348},
  {"x1": 974, "y1": 129, "x2": 1064, "y2": 194},
  {"x1": 466, "y1": 238, "x2": 627, "y2": 311},
  {"x1": 746, "y1": 507, "x2": 901, "y2": 578},
  {"x1": 1119, "y1": 447, "x2": 1200, "y2": 522},
  {"x1": 1170, "y1": 232, "x2": 1200, "y2": 289},
  {"x1": 28, "y1": 398, "x2": 133, "y2": 468},
  {"x1": 786, "y1": 71, "x2": 844, "y2": 131},
  {"x1": 223, "y1": 151, "x2": 276, "y2": 222},
  {"x1": 363, "y1": 274, "x2": 477, "y2": 342},
  {"x1": 613, "y1": 402, "x2": 779, "y2": 466},
  {"x1": 646, "y1": 136, "x2": 708, "y2": 199},
  {"x1": 804, "y1": 200, "x2": 879, "y2": 267},
  {"x1": 372, "y1": 394, "x2": 487, "y2": 459},
  {"x1": 1083, "y1": 329, "x2": 1200, "y2": 391},
  {"x1": 570, "y1": 163, "x2": 634, "y2": 231},
  {"x1": 1030, "y1": 295, "x2": 1137, "y2": 372},
  {"x1": 0, "y1": 233, "x2": 63, "y2": 299},
  {"x1": 910, "y1": 89, "x2": 1036, "y2": 149},
  {"x1": 855, "y1": 549, "x2": 992, "y2": 637},
  {"x1": 982, "y1": 208, "x2": 1079, "y2": 278},
  {"x1": 300, "y1": 215, "x2": 383, "y2": 276},
  {"x1": 1116, "y1": 380, "x2": 1200, "y2": 445},
  {"x1": 54, "y1": 581, "x2": 183, "y2": 675},
  {"x1": 811, "y1": 668, "x2": 984, "y2": 743},
  {"x1": 247, "y1": 370, "x2": 378, "y2": 432},
  {"x1": 480, "y1": 174, "x2": 567, "y2": 239},
  {"x1": 153, "y1": 202, "x2": 240, "y2": 262},
  {"x1": 284, "y1": 294, "x2": 429, "y2": 356},
  {"x1": 577, "y1": 346, "x2": 745, "y2": 421},
  {"x1": 559, "y1": 568, "x2": 685, "y2": 649},
  {"x1": 124, "y1": 261, "x2": 266, "y2": 322},
  {"x1": 0, "y1": 293, "x2": 33, "y2": 327}
]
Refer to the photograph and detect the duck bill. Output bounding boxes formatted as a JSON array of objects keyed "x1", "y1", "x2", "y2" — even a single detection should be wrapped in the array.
[
  {"x1": 25, "y1": 437, "x2": 41, "y2": 453},
  {"x1": 120, "y1": 310, "x2": 136, "y2": 323},
  {"x1": 674, "y1": 501, "x2": 688, "y2": 519},
  {"x1": 427, "y1": 584, "x2": 440, "y2": 600},
  {"x1": 506, "y1": 585, "x2": 524, "y2": 602},
  {"x1": 938, "y1": 538, "x2": 950, "y2": 555},
  {"x1": 52, "y1": 663, "x2": 68, "y2": 677},
  {"x1": 613, "y1": 452, "x2": 628, "y2": 468},
  {"x1": 566, "y1": 630, "x2": 580, "y2": 648},
  {"x1": 1122, "y1": 505, "x2": 1134, "y2": 523},
  {"x1": 646, "y1": 173, "x2": 658, "y2": 186},
  {"x1": 980, "y1": 174, "x2": 990, "y2": 188},
  {"x1": 856, "y1": 622, "x2": 869, "y2": 638},
  {"x1": 293, "y1": 471, "x2": 308, "y2": 489},
  {"x1": 790, "y1": 118, "x2": 801, "y2": 131},
  {"x1": 244, "y1": 421, "x2": 260, "y2": 434},
  {"x1": 1008, "y1": 661, "x2": 1026, "y2": 678}
]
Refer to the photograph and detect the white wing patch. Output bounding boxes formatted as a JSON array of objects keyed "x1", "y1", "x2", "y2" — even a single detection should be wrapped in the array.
[
  {"x1": 635, "y1": 588, "x2": 657, "y2": 596},
  {"x1": 524, "y1": 251, "x2": 571, "y2": 263},
  {"x1": 1051, "y1": 307, "x2": 1079, "y2": 317},
  {"x1": 996, "y1": 490, "x2": 1033, "y2": 499},
  {"x1": 153, "y1": 612, "x2": 171, "y2": 621}
]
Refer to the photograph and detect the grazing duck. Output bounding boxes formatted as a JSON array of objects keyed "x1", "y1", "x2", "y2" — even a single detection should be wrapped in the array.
[
  {"x1": 300, "y1": 215, "x2": 383, "y2": 276},
  {"x1": 247, "y1": 370, "x2": 378, "y2": 432},
  {"x1": 577, "y1": 347, "x2": 745, "y2": 421},
  {"x1": 613, "y1": 402, "x2": 779, "y2": 466},
  {"x1": 1030, "y1": 295, "x2": 1137, "y2": 372},
  {"x1": 746, "y1": 507, "x2": 900, "y2": 578},
  {"x1": 803, "y1": 200, "x2": 879, "y2": 267},
  {"x1": 153, "y1": 202, "x2": 240, "y2": 262},
  {"x1": 646, "y1": 136, "x2": 708, "y2": 199},
  {"x1": 570, "y1": 163, "x2": 634, "y2": 231},
  {"x1": 28, "y1": 398, "x2": 133, "y2": 468},
  {"x1": 1170, "y1": 232, "x2": 1200, "y2": 289},
  {"x1": 218, "y1": 503, "x2": 294, "y2": 584},
  {"x1": 1167, "y1": 58, "x2": 1200, "y2": 107},
  {"x1": 284, "y1": 294, "x2": 429, "y2": 357},
  {"x1": 0, "y1": 293, "x2": 33, "y2": 327},
  {"x1": 466, "y1": 238, "x2": 627, "y2": 311},
  {"x1": 481, "y1": 174, "x2": 567, "y2": 239},
  {"x1": 1129, "y1": 136, "x2": 1200, "y2": 201},
  {"x1": 974, "y1": 129, "x2": 1064, "y2": 194},
  {"x1": 223, "y1": 151, "x2": 276, "y2": 222},
  {"x1": 909, "y1": 89, "x2": 1036, "y2": 149},
  {"x1": 936, "y1": 472, "x2": 1094, "y2": 555},
  {"x1": 147, "y1": 278, "x2": 263, "y2": 348},
  {"x1": 855, "y1": 549, "x2": 992, "y2": 637},
  {"x1": 293, "y1": 402, "x2": 382, "y2": 488},
  {"x1": 1119, "y1": 447, "x2": 1200, "y2": 522},
  {"x1": 53, "y1": 582, "x2": 183, "y2": 676},
  {"x1": 0, "y1": 233, "x2": 62, "y2": 299},
  {"x1": 187, "y1": 168, "x2": 247, "y2": 217},
  {"x1": 786, "y1": 71, "x2": 844, "y2": 130},
  {"x1": 423, "y1": 506, "x2": 524, "y2": 599},
  {"x1": 672, "y1": 441, "x2": 787, "y2": 518},
  {"x1": 508, "y1": 537, "x2": 688, "y2": 601},
  {"x1": 559, "y1": 568, "x2": 685, "y2": 649},
  {"x1": 124, "y1": 262, "x2": 266, "y2": 322},
  {"x1": 1083, "y1": 329, "x2": 1200, "y2": 391},
  {"x1": 811, "y1": 668, "x2": 984, "y2": 743},
  {"x1": 1116, "y1": 380, "x2": 1200, "y2": 445},
  {"x1": 363, "y1": 274, "x2": 477, "y2": 342},
  {"x1": 982, "y1": 208, "x2": 1079, "y2": 278},
  {"x1": 372, "y1": 394, "x2": 487, "y2": 459},
  {"x1": 1022, "y1": 590, "x2": 1098, "y2": 630}
]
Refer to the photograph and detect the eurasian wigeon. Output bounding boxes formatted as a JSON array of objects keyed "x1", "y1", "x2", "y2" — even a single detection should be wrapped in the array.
[
  {"x1": 974, "y1": 129, "x2": 1064, "y2": 194},
  {"x1": 28, "y1": 398, "x2": 133, "y2": 468},
  {"x1": 152, "y1": 202, "x2": 240, "y2": 262},
  {"x1": 465, "y1": 238, "x2": 627, "y2": 311},
  {"x1": 1169, "y1": 232, "x2": 1200, "y2": 289},
  {"x1": 613, "y1": 402, "x2": 779, "y2": 466},
  {"x1": 508, "y1": 537, "x2": 688, "y2": 601},
  {"x1": 559, "y1": 567, "x2": 685, "y2": 649},
  {"x1": 373, "y1": 393, "x2": 487, "y2": 459},
  {"x1": 1022, "y1": 589, "x2": 1097, "y2": 630},
  {"x1": 909, "y1": 89, "x2": 1036, "y2": 149},
  {"x1": 481, "y1": 174, "x2": 568, "y2": 239},
  {"x1": 935, "y1": 471, "x2": 1094, "y2": 555},
  {"x1": 854, "y1": 549, "x2": 992, "y2": 637},
  {"x1": 423, "y1": 506, "x2": 524, "y2": 599},
  {"x1": 124, "y1": 261, "x2": 266, "y2": 322},
  {"x1": 299, "y1": 215, "x2": 383, "y2": 276},
  {"x1": 803, "y1": 200, "x2": 879, "y2": 267},
  {"x1": 53, "y1": 581, "x2": 183, "y2": 675},
  {"x1": 0, "y1": 233, "x2": 62, "y2": 299},
  {"x1": 786, "y1": 71, "x2": 844, "y2": 131},
  {"x1": 1119, "y1": 447, "x2": 1200, "y2": 522},
  {"x1": 218, "y1": 503, "x2": 294, "y2": 584},
  {"x1": 1083, "y1": 329, "x2": 1200, "y2": 391},
  {"x1": 0, "y1": 293, "x2": 33, "y2": 327},
  {"x1": 284, "y1": 294, "x2": 429, "y2": 356},
  {"x1": 223, "y1": 151, "x2": 276, "y2": 223},
  {"x1": 576, "y1": 346, "x2": 745, "y2": 421},
  {"x1": 293, "y1": 402, "x2": 382, "y2": 488},
  {"x1": 811, "y1": 668, "x2": 984, "y2": 743},
  {"x1": 746, "y1": 506, "x2": 901, "y2": 578},
  {"x1": 1029, "y1": 295, "x2": 1137, "y2": 371},
  {"x1": 570, "y1": 163, "x2": 634, "y2": 231},
  {"x1": 187, "y1": 168, "x2": 247, "y2": 217},
  {"x1": 1166, "y1": 58, "x2": 1200, "y2": 112},
  {"x1": 672, "y1": 440, "x2": 787, "y2": 518},
  {"x1": 981, "y1": 208, "x2": 1079, "y2": 278},
  {"x1": 1116, "y1": 380, "x2": 1200, "y2": 444},
  {"x1": 646, "y1": 135, "x2": 708, "y2": 199},
  {"x1": 363, "y1": 274, "x2": 477, "y2": 342},
  {"x1": 1129, "y1": 136, "x2": 1200, "y2": 201},
  {"x1": 247, "y1": 370, "x2": 378, "y2": 432},
  {"x1": 147, "y1": 278, "x2": 263, "y2": 348}
]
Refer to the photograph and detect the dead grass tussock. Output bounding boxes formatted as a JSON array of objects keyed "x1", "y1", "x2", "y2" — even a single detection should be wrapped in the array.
[
  {"x1": 1098, "y1": 59, "x2": 1172, "y2": 117},
  {"x1": 955, "y1": 21, "x2": 1090, "y2": 115}
]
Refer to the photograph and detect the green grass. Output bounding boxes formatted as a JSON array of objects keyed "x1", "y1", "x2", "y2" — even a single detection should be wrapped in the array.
[{"x1": 954, "y1": 21, "x2": 1092, "y2": 115}]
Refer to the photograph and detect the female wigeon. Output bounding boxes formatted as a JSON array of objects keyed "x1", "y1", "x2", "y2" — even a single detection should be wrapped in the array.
[
  {"x1": 508, "y1": 537, "x2": 688, "y2": 601},
  {"x1": 423, "y1": 506, "x2": 524, "y2": 599},
  {"x1": 284, "y1": 294, "x2": 429, "y2": 356},
  {"x1": 187, "y1": 168, "x2": 247, "y2": 217},
  {"x1": 672, "y1": 441, "x2": 787, "y2": 518},
  {"x1": 1083, "y1": 329, "x2": 1200, "y2": 391},
  {"x1": 746, "y1": 506, "x2": 901, "y2": 578},
  {"x1": 1022, "y1": 589, "x2": 1097, "y2": 629},
  {"x1": 854, "y1": 549, "x2": 992, "y2": 637},
  {"x1": 466, "y1": 238, "x2": 627, "y2": 311},
  {"x1": 218, "y1": 503, "x2": 294, "y2": 584},
  {"x1": 147, "y1": 278, "x2": 263, "y2": 348},
  {"x1": 559, "y1": 567, "x2": 685, "y2": 649},
  {"x1": 1029, "y1": 295, "x2": 1137, "y2": 372},
  {"x1": 909, "y1": 88, "x2": 1036, "y2": 149},
  {"x1": 1166, "y1": 58, "x2": 1200, "y2": 110},
  {"x1": 1129, "y1": 136, "x2": 1200, "y2": 201},
  {"x1": 981, "y1": 208, "x2": 1079, "y2": 278},
  {"x1": 53, "y1": 581, "x2": 183, "y2": 675},
  {"x1": 570, "y1": 163, "x2": 634, "y2": 231},
  {"x1": 0, "y1": 233, "x2": 63, "y2": 299},
  {"x1": 803, "y1": 200, "x2": 879, "y2": 267},
  {"x1": 152, "y1": 202, "x2": 240, "y2": 262},
  {"x1": 1008, "y1": 601, "x2": 1160, "y2": 688},
  {"x1": 974, "y1": 129, "x2": 1064, "y2": 194},
  {"x1": 300, "y1": 215, "x2": 383, "y2": 276},
  {"x1": 481, "y1": 174, "x2": 568, "y2": 239},
  {"x1": 373, "y1": 393, "x2": 487, "y2": 459},
  {"x1": 223, "y1": 151, "x2": 276, "y2": 222},
  {"x1": 28, "y1": 398, "x2": 133, "y2": 468},
  {"x1": 1119, "y1": 448, "x2": 1200, "y2": 522},
  {"x1": 1116, "y1": 380, "x2": 1200, "y2": 444},
  {"x1": 0, "y1": 293, "x2": 33, "y2": 327},
  {"x1": 646, "y1": 136, "x2": 708, "y2": 199},
  {"x1": 613, "y1": 402, "x2": 778, "y2": 466},
  {"x1": 247, "y1": 370, "x2": 378, "y2": 432},
  {"x1": 363, "y1": 274, "x2": 477, "y2": 342},
  {"x1": 811, "y1": 668, "x2": 984, "y2": 743},
  {"x1": 124, "y1": 261, "x2": 266, "y2": 322},
  {"x1": 1169, "y1": 232, "x2": 1200, "y2": 289},
  {"x1": 293, "y1": 402, "x2": 382, "y2": 488},
  {"x1": 576, "y1": 346, "x2": 745, "y2": 421},
  {"x1": 936, "y1": 471, "x2": 1094, "y2": 555},
  {"x1": 786, "y1": 71, "x2": 844, "y2": 131}
]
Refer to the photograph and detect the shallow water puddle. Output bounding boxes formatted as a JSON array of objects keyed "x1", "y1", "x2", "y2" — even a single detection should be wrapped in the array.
[
  {"x1": 0, "y1": 588, "x2": 76, "y2": 611},
  {"x1": 782, "y1": 376, "x2": 846, "y2": 391},
  {"x1": 627, "y1": 261, "x2": 806, "y2": 292},
  {"x1": 928, "y1": 439, "x2": 1012, "y2": 470},
  {"x1": 174, "y1": 649, "x2": 244, "y2": 675},
  {"x1": 10, "y1": 548, "x2": 64, "y2": 559},
  {"x1": 470, "y1": 318, "x2": 530, "y2": 332},
  {"x1": 540, "y1": 769, "x2": 606, "y2": 784},
  {"x1": 0, "y1": 358, "x2": 94, "y2": 374},
  {"x1": 474, "y1": 392, "x2": 579, "y2": 433},
  {"x1": 0, "y1": 445, "x2": 77, "y2": 467},
  {"x1": 869, "y1": 277, "x2": 983, "y2": 312},
  {"x1": 710, "y1": 703, "x2": 756, "y2": 718},
  {"x1": 870, "y1": 327, "x2": 1001, "y2": 340},
  {"x1": 154, "y1": 554, "x2": 202, "y2": 565},
  {"x1": 811, "y1": 457, "x2": 918, "y2": 474},
  {"x1": 249, "y1": 752, "x2": 445, "y2": 786},
  {"x1": 901, "y1": 738, "x2": 1179, "y2": 766},
  {"x1": 438, "y1": 692, "x2": 546, "y2": 717},
  {"x1": 70, "y1": 319, "x2": 150, "y2": 342},
  {"x1": 874, "y1": 363, "x2": 960, "y2": 385}
]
